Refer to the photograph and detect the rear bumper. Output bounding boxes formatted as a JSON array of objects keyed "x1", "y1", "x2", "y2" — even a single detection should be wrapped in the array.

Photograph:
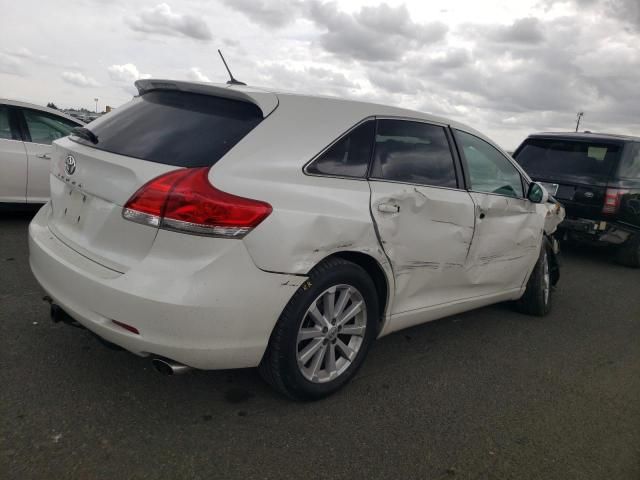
[
  {"x1": 560, "y1": 217, "x2": 636, "y2": 245},
  {"x1": 29, "y1": 204, "x2": 306, "y2": 370}
]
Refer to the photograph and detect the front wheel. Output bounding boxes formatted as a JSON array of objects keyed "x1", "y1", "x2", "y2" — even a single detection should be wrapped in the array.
[
  {"x1": 515, "y1": 246, "x2": 552, "y2": 316},
  {"x1": 259, "y1": 258, "x2": 379, "y2": 400}
]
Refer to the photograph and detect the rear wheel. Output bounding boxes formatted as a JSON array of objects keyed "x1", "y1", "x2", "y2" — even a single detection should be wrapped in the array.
[
  {"x1": 615, "y1": 234, "x2": 640, "y2": 268},
  {"x1": 515, "y1": 246, "x2": 552, "y2": 317},
  {"x1": 259, "y1": 258, "x2": 379, "y2": 400}
]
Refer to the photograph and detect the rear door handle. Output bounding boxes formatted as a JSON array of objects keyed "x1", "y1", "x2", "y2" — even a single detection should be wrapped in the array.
[
  {"x1": 378, "y1": 203, "x2": 400, "y2": 213},
  {"x1": 36, "y1": 154, "x2": 51, "y2": 159}
]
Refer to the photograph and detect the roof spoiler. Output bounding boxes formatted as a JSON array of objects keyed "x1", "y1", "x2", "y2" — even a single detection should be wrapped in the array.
[{"x1": 134, "y1": 79, "x2": 279, "y2": 118}]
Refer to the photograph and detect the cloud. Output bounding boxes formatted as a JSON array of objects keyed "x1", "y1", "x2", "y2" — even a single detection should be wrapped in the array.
[
  {"x1": 0, "y1": 52, "x2": 25, "y2": 76},
  {"x1": 5, "y1": 47, "x2": 37, "y2": 60},
  {"x1": 426, "y1": 48, "x2": 472, "y2": 69},
  {"x1": 61, "y1": 71, "x2": 100, "y2": 87},
  {"x1": 221, "y1": 0, "x2": 301, "y2": 28},
  {"x1": 225, "y1": 1, "x2": 448, "y2": 62},
  {"x1": 607, "y1": 0, "x2": 640, "y2": 29},
  {"x1": 127, "y1": 3, "x2": 212, "y2": 40},
  {"x1": 367, "y1": 69, "x2": 423, "y2": 95},
  {"x1": 257, "y1": 63, "x2": 360, "y2": 97},
  {"x1": 489, "y1": 17, "x2": 545, "y2": 44},
  {"x1": 186, "y1": 67, "x2": 211, "y2": 82},
  {"x1": 306, "y1": 2, "x2": 448, "y2": 61},
  {"x1": 108, "y1": 64, "x2": 151, "y2": 95},
  {"x1": 540, "y1": 0, "x2": 640, "y2": 31},
  {"x1": 108, "y1": 63, "x2": 151, "y2": 83}
]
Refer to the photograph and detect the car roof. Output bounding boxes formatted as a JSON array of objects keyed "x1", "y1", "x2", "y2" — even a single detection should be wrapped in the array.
[
  {"x1": 527, "y1": 131, "x2": 640, "y2": 143},
  {"x1": 135, "y1": 79, "x2": 501, "y2": 151},
  {"x1": 0, "y1": 98, "x2": 83, "y2": 125}
]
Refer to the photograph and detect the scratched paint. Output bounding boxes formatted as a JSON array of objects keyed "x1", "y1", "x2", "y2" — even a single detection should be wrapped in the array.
[
  {"x1": 369, "y1": 181, "x2": 476, "y2": 314},
  {"x1": 242, "y1": 176, "x2": 394, "y2": 315},
  {"x1": 464, "y1": 192, "x2": 545, "y2": 295}
]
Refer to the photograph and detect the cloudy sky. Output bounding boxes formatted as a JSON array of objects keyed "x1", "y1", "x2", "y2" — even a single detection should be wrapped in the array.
[{"x1": 1, "y1": 0, "x2": 638, "y2": 149}]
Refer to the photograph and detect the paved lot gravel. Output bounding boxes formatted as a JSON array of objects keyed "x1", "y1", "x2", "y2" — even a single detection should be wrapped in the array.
[{"x1": 1, "y1": 210, "x2": 639, "y2": 479}]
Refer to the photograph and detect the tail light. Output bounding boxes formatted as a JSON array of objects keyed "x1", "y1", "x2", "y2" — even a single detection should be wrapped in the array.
[
  {"x1": 122, "y1": 167, "x2": 272, "y2": 238},
  {"x1": 602, "y1": 188, "x2": 629, "y2": 215}
]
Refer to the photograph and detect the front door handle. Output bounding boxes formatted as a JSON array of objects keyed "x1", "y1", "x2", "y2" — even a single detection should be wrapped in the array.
[
  {"x1": 378, "y1": 203, "x2": 400, "y2": 214},
  {"x1": 36, "y1": 153, "x2": 51, "y2": 159}
]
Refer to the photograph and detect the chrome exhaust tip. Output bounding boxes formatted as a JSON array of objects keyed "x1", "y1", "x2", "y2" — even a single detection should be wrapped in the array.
[{"x1": 151, "y1": 358, "x2": 192, "y2": 375}]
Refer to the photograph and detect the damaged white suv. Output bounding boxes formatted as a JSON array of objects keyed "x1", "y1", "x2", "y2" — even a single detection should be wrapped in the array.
[{"x1": 29, "y1": 80, "x2": 561, "y2": 399}]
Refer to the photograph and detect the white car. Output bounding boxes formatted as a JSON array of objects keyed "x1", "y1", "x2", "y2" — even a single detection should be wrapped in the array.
[
  {"x1": 29, "y1": 80, "x2": 560, "y2": 399},
  {"x1": 0, "y1": 99, "x2": 83, "y2": 206}
]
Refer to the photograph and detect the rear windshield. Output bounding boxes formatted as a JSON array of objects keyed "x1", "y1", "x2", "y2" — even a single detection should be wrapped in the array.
[
  {"x1": 71, "y1": 90, "x2": 263, "y2": 167},
  {"x1": 514, "y1": 138, "x2": 622, "y2": 180}
]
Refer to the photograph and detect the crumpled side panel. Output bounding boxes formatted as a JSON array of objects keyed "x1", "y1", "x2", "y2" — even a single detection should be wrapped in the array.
[
  {"x1": 369, "y1": 182, "x2": 476, "y2": 314},
  {"x1": 242, "y1": 178, "x2": 393, "y2": 295},
  {"x1": 464, "y1": 193, "x2": 545, "y2": 294}
]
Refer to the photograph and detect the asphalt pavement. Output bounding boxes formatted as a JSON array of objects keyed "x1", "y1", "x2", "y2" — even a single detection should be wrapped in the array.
[{"x1": 1, "y1": 210, "x2": 639, "y2": 479}]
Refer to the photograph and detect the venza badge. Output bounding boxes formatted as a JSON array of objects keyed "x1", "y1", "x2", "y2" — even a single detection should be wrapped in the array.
[{"x1": 65, "y1": 154, "x2": 76, "y2": 175}]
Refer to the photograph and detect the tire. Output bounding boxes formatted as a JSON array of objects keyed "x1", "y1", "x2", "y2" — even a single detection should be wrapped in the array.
[
  {"x1": 259, "y1": 257, "x2": 379, "y2": 400},
  {"x1": 615, "y1": 234, "x2": 640, "y2": 268},
  {"x1": 515, "y1": 246, "x2": 552, "y2": 317}
]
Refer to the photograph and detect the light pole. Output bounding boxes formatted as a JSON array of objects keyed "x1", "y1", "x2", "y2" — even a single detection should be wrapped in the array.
[
  {"x1": 94, "y1": 98, "x2": 99, "y2": 113},
  {"x1": 575, "y1": 112, "x2": 584, "y2": 132}
]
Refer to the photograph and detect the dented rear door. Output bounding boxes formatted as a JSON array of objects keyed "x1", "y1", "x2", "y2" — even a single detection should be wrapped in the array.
[
  {"x1": 370, "y1": 183, "x2": 476, "y2": 313},
  {"x1": 368, "y1": 119, "x2": 476, "y2": 314}
]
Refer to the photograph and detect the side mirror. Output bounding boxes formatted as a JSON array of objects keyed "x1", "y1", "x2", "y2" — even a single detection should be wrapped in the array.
[{"x1": 527, "y1": 182, "x2": 549, "y2": 204}]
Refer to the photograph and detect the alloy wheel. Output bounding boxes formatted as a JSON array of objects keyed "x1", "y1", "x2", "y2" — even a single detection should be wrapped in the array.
[{"x1": 296, "y1": 284, "x2": 367, "y2": 383}]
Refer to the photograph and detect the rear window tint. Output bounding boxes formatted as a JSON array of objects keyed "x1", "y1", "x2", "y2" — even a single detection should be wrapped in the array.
[
  {"x1": 71, "y1": 91, "x2": 263, "y2": 167},
  {"x1": 514, "y1": 138, "x2": 621, "y2": 179},
  {"x1": 306, "y1": 120, "x2": 375, "y2": 178}
]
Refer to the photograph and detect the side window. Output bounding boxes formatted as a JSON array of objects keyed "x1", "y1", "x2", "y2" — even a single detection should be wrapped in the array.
[
  {"x1": 22, "y1": 109, "x2": 77, "y2": 145},
  {"x1": 455, "y1": 130, "x2": 524, "y2": 198},
  {"x1": 619, "y1": 142, "x2": 640, "y2": 179},
  {"x1": 306, "y1": 120, "x2": 375, "y2": 178},
  {"x1": 0, "y1": 106, "x2": 18, "y2": 140},
  {"x1": 370, "y1": 119, "x2": 457, "y2": 188}
]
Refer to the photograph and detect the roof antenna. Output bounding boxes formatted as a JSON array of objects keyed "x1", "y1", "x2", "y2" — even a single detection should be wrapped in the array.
[{"x1": 218, "y1": 49, "x2": 246, "y2": 86}]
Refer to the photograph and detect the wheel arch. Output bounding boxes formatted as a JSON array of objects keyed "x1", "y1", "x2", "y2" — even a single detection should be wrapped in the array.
[{"x1": 314, "y1": 251, "x2": 391, "y2": 330}]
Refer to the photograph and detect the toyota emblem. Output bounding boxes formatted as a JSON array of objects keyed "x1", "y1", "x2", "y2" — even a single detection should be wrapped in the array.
[{"x1": 65, "y1": 154, "x2": 76, "y2": 175}]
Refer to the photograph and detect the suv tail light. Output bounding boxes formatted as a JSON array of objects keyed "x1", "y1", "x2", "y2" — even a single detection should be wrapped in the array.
[
  {"x1": 122, "y1": 167, "x2": 272, "y2": 238},
  {"x1": 602, "y1": 188, "x2": 629, "y2": 215}
]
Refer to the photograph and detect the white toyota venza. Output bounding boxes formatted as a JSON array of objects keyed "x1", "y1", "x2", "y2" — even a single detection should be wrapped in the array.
[{"x1": 29, "y1": 80, "x2": 561, "y2": 399}]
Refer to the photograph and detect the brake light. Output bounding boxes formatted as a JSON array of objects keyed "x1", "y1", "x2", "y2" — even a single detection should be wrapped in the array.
[
  {"x1": 122, "y1": 167, "x2": 272, "y2": 238},
  {"x1": 602, "y1": 188, "x2": 629, "y2": 214}
]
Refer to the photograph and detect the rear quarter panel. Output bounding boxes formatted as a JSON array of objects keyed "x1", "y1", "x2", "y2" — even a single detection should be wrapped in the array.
[{"x1": 208, "y1": 94, "x2": 393, "y2": 282}]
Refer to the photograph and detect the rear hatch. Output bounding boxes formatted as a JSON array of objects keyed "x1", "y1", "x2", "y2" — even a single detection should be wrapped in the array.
[
  {"x1": 47, "y1": 83, "x2": 274, "y2": 272},
  {"x1": 513, "y1": 137, "x2": 623, "y2": 220}
]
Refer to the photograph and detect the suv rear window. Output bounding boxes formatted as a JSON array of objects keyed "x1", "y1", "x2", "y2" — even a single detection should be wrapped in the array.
[
  {"x1": 514, "y1": 138, "x2": 621, "y2": 180},
  {"x1": 71, "y1": 90, "x2": 263, "y2": 167}
]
